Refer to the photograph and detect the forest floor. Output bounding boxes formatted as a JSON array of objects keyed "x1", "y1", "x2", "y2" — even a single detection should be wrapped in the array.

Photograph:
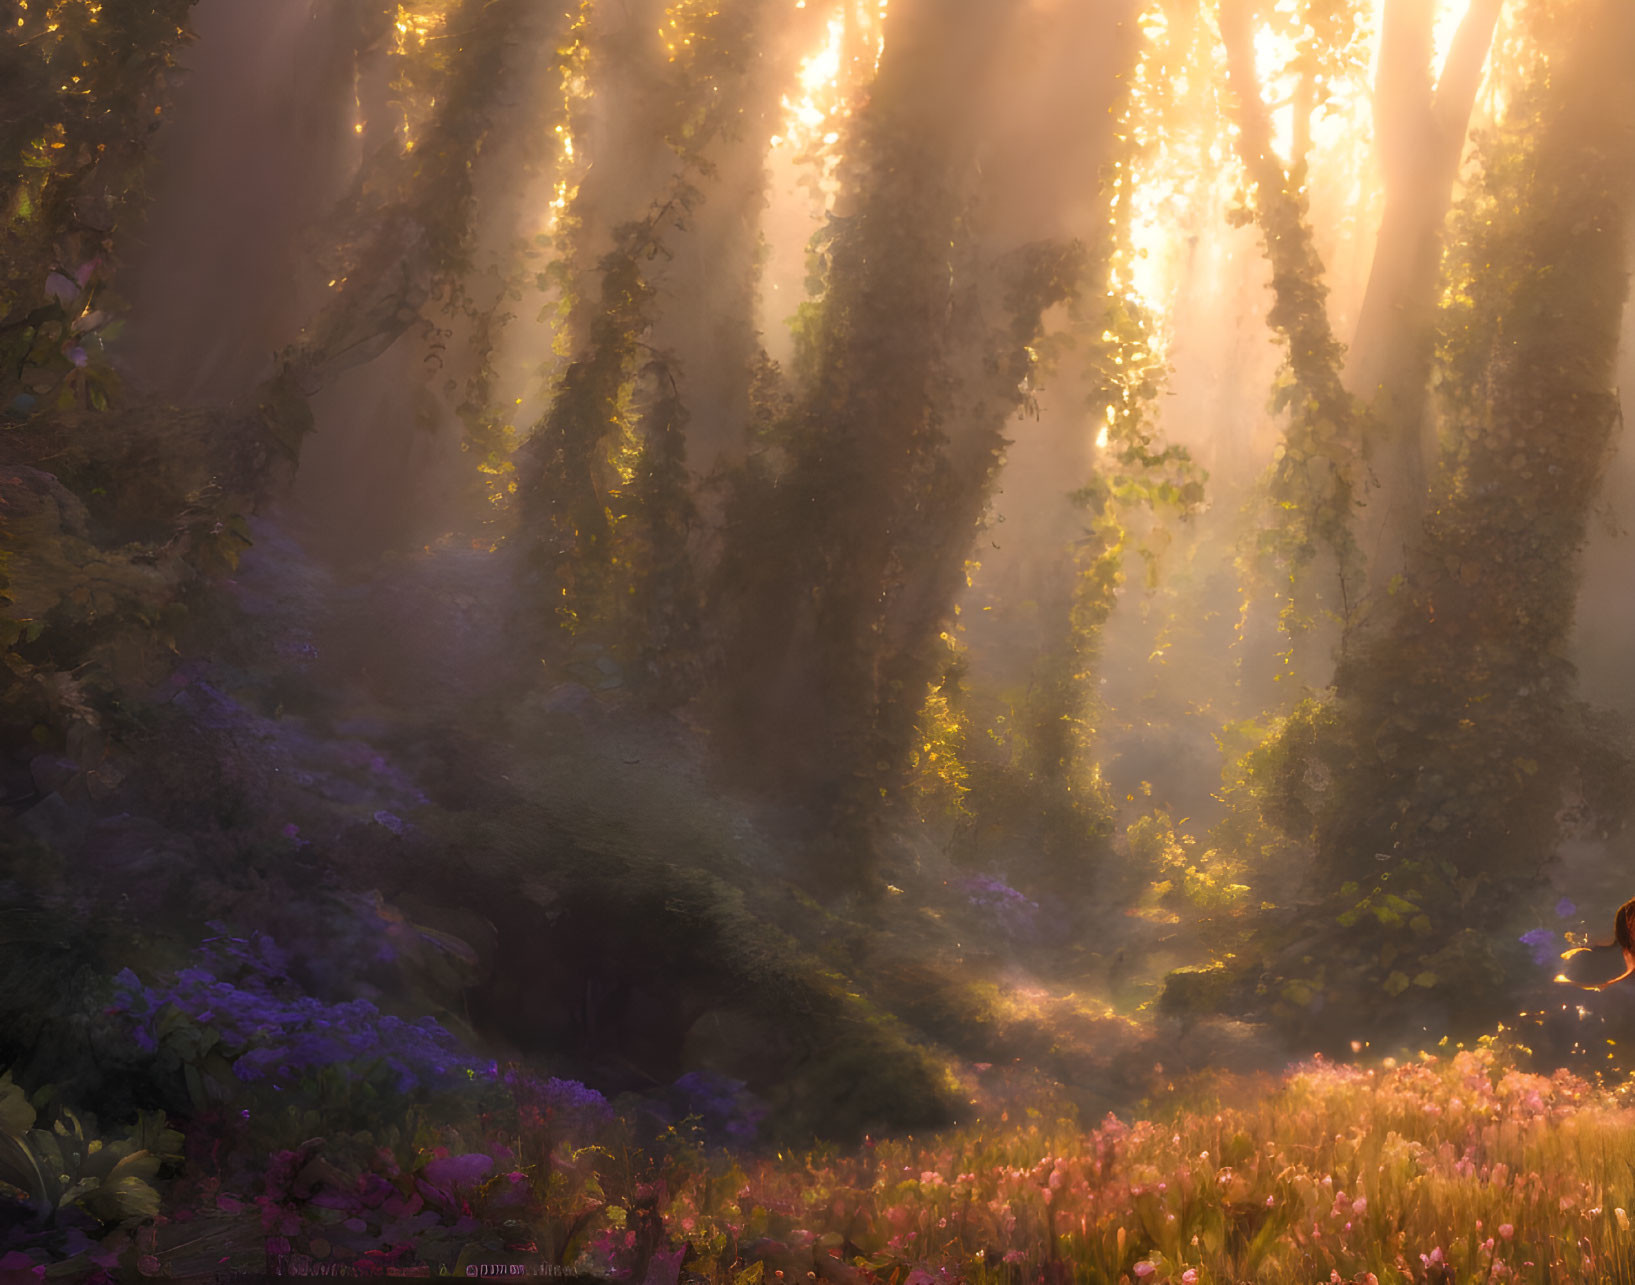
[
  {"x1": 202, "y1": 508, "x2": 1289, "y2": 1107},
  {"x1": 3, "y1": 512, "x2": 1628, "y2": 1283}
]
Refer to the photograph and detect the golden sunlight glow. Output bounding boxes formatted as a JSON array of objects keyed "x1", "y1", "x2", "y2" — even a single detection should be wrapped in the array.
[
  {"x1": 1104, "y1": 0, "x2": 1505, "y2": 481},
  {"x1": 1246, "y1": 2, "x2": 1489, "y2": 171},
  {"x1": 1432, "y1": 2, "x2": 1470, "y2": 81},
  {"x1": 659, "y1": 0, "x2": 720, "y2": 63},
  {"x1": 545, "y1": 177, "x2": 575, "y2": 231},
  {"x1": 537, "y1": 4, "x2": 592, "y2": 238},
  {"x1": 799, "y1": 17, "x2": 844, "y2": 94},
  {"x1": 770, "y1": 0, "x2": 886, "y2": 180},
  {"x1": 391, "y1": 3, "x2": 445, "y2": 55},
  {"x1": 756, "y1": 0, "x2": 888, "y2": 363},
  {"x1": 386, "y1": 5, "x2": 453, "y2": 153},
  {"x1": 1117, "y1": 1, "x2": 1245, "y2": 332},
  {"x1": 773, "y1": 15, "x2": 843, "y2": 159},
  {"x1": 1251, "y1": 0, "x2": 1300, "y2": 162},
  {"x1": 1121, "y1": 0, "x2": 1489, "y2": 332}
]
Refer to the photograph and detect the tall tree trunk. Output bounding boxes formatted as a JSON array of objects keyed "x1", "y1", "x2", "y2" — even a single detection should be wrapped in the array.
[
  {"x1": 275, "y1": 0, "x2": 554, "y2": 399},
  {"x1": 757, "y1": 0, "x2": 1008, "y2": 812},
  {"x1": 1321, "y1": 0, "x2": 1635, "y2": 896},
  {"x1": 1346, "y1": 0, "x2": 1503, "y2": 591},
  {"x1": 513, "y1": 0, "x2": 773, "y2": 651},
  {"x1": 710, "y1": 0, "x2": 1098, "y2": 882}
]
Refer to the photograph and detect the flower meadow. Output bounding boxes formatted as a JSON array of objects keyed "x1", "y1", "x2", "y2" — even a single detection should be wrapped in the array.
[{"x1": 10, "y1": 1034, "x2": 1635, "y2": 1282}]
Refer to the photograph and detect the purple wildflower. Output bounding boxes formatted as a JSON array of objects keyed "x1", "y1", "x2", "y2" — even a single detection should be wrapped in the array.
[
  {"x1": 110, "y1": 933, "x2": 474, "y2": 1093},
  {"x1": 1519, "y1": 929, "x2": 1559, "y2": 967},
  {"x1": 963, "y1": 875, "x2": 1039, "y2": 938}
]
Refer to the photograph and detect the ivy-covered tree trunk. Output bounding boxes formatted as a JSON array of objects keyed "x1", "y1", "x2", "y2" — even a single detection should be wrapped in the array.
[
  {"x1": 1283, "y1": 0, "x2": 1635, "y2": 1018},
  {"x1": 276, "y1": 0, "x2": 547, "y2": 403},
  {"x1": 511, "y1": 0, "x2": 773, "y2": 693},
  {"x1": 709, "y1": 0, "x2": 975, "y2": 823},
  {"x1": 1218, "y1": 0, "x2": 1363, "y2": 654},
  {"x1": 709, "y1": 0, "x2": 1091, "y2": 883}
]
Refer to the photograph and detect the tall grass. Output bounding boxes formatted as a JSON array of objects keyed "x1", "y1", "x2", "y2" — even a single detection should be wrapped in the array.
[
  {"x1": 105, "y1": 1041, "x2": 1635, "y2": 1282},
  {"x1": 655, "y1": 1044, "x2": 1635, "y2": 1283}
]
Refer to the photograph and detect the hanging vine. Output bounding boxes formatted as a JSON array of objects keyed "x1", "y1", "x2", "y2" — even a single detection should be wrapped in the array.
[
  {"x1": 513, "y1": 0, "x2": 769, "y2": 700},
  {"x1": 1217, "y1": 0, "x2": 1365, "y2": 652}
]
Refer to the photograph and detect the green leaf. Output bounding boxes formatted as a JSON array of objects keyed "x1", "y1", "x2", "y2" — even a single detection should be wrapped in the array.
[
  {"x1": 126, "y1": 1111, "x2": 183, "y2": 1164},
  {"x1": 86, "y1": 1173, "x2": 160, "y2": 1221},
  {"x1": 0, "y1": 1075, "x2": 37, "y2": 1136}
]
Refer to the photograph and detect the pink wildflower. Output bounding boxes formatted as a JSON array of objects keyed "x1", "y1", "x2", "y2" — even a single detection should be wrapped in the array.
[{"x1": 1499, "y1": 1224, "x2": 1515, "y2": 1240}]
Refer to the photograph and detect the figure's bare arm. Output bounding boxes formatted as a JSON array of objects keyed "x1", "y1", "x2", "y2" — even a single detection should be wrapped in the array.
[
  {"x1": 1558, "y1": 947, "x2": 1635, "y2": 991},
  {"x1": 1598, "y1": 948, "x2": 1635, "y2": 990}
]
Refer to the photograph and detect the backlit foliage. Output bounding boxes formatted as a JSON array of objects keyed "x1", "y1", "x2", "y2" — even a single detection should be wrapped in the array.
[
  {"x1": 1, "y1": 0, "x2": 196, "y2": 415},
  {"x1": 514, "y1": 0, "x2": 766, "y2": 701}
]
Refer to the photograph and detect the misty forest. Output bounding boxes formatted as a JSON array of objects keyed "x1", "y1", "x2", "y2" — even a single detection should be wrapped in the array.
[{"x1": 8, "y1": 0, "x2": 1635, "y2": 1279}]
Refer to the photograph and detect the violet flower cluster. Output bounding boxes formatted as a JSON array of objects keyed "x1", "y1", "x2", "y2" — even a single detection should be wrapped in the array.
[
  {"x1": 109, "y1": 930, "x2": 477, "y2": 1094},
  {"x1": 962, "y1": 875, "x2": 1040, "y2": 939},
  {"x1": 667, "y1": 1070, "x2": 768, "y2": 1146}
]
